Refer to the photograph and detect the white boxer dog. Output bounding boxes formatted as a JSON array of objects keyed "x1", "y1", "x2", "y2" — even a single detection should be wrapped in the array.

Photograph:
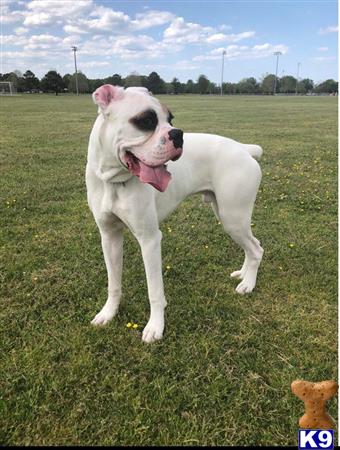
[{"x1": 86, "y1": 84, "x2": 263, "y2": 343}]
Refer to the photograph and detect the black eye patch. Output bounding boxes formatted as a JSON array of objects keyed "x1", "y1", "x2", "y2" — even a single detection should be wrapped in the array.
[
  {"x1": 129, "y1": 109, "x2": 158, "y2": 132},
  {"x1": 168, "y1": 111, "x2": 174, "y2": 126}
]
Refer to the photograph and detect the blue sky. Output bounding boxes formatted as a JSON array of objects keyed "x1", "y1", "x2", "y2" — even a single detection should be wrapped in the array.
[{"x1": 1, "y1": 0, "x2": 338, "y2": 84}]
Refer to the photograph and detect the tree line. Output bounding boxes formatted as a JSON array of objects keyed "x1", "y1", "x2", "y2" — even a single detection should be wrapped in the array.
[{"x1": 0, "y1": 69, "x2": 338, "y2": 95}]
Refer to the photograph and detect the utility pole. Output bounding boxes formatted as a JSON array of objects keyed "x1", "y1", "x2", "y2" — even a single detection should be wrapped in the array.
[
  {"x1": 71, "y1": 46, "x2": 79, "y2": 96},
  {"x1": 295, "y1": 62, "x2": 301, "y2": 95},
  {"x1": 220, "y1": 50, "x2": 226, "y2": 96},
  {"x1": 273, "y1": 51, "x2": 282, "y2": 95}
]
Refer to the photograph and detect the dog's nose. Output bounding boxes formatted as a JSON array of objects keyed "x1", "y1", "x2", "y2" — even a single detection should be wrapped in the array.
[{"x1": 168, "y1": 128, "x2": 184, "y2": 149}]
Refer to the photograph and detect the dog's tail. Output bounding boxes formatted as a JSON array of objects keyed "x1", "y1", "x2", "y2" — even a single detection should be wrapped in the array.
[{"x1": 245, "y1": 144, "x2": 263, "y2": 161}]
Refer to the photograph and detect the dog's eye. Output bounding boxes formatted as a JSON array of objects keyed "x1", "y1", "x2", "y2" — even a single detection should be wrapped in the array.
[
  {"x1": 168, "y1": 111, "x2": 174, "y2": 126},
  {"x1": 130, "y1": 109, "x2": 158, "y2": 132}
]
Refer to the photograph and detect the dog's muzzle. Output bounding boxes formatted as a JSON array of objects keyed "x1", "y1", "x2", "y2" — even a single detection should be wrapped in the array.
[{"x1": 168, "y1": 128, "x2": 184, "y2": 149}]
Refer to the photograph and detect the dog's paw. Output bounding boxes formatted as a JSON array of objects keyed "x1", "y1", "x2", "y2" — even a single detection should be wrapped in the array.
[
  {"x1": 235, "y1": 278, "x2": 255, "y2": 295},
  {"x1": 91, "y1": 306, "x2": 118, "y2": 326},
  {"x1": 142, "y1": 320, "x2": 164, "y2": 343}
]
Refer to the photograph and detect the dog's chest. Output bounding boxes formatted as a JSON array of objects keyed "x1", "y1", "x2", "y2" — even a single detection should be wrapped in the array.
[{"x1": 97, "y1": 182, "x2": 119, "y2": 214}]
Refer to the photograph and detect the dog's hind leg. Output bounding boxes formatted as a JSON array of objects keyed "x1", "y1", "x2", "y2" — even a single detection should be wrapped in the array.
[
  {"x1": 229, "y1": 235, "x2": 262, "y2": 281},
  {"x1": 230, "y1": 254, "x2": 248, "y2": 281},
  {"x1": 216, "y1": 197, "x2": 263, "y2": 294},
  {"x1": 204, "y1": 191, "x2": 253, "y2": 283},
  {"x1": 222, "y1": 215, "x2": 263, "y2": 294},
  {"x1": 202, "y1": 191, "x2": 220, "y2": 221}
]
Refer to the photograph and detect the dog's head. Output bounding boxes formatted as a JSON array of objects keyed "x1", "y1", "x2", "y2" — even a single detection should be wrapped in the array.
[{"x1": 93, "y1": 84, "x2": 183, "y2": 192}]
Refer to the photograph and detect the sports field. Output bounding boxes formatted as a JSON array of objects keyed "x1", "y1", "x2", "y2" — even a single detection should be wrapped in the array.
[{"x1": 0, "y1": 94, "x2": 337, "y2": 445}]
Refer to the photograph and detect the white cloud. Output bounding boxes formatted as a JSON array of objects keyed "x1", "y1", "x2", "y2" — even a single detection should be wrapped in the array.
[
  {"x1": 62, "y1": 7, "x2": 174, "y2": 35},
  {"x1": 311, "y1": 56, "x2": 336, "y2": 62},
  {"x1": 3, "y1": 1, "x2": 175, "y2": 34},
  {"x1": 24, "y1": 12, "x2": 51, "y2": 26},
  {"x1": 3, "y1": 49, "x2": 57, "y2": 60},
  {"x1": 26, "y1": 0, "x2": 93, "y2": 13},
  {"x1": 164, "y1": 17, "x2": 254, "y2": 46},
  {"x1": 3, "y1": 0, "x2": 241, "y2": 68},
  {"x1": 23, "y1": 0, "x2": 93, "y2": 26},
  {"x1": 80, "y1": 61, "x2": 110, "y2": 68},
  {"x1": 206, "y1": 31, "x2": 255, "y2": 44},
  {"x1": 193, "y1": 43, "x2": 288, "y2": 62},
  {"x1": 138, "y1": 60, "x2": 200, "y2": 73},
  {"x1": 251, "y1": 43, "x2": 288, "y2": 58},
  {"x1": 28, "y1": 36, "x2": 61, "y2": 50},
  {"x1": 206, "y1": 33, "x2": 227, "y2": 43},
  {"x1": 164, "y1": 17, "x2": 214, "y2": 44},
  {"x1": 78, "y1": 34, "x2": 180, "y2": 61},
  {"x1": 317, "y1": 47, "x2": 329, "y2": 52},
  {"x1": 319, "y1": 25, "x2": 338, "y2": 35},
  {"x1": 62, "y1": 35, "x2": 83, "y2": 46},
  {"x1": 173, "y1": 59, "x2": 200, "y2": 71},
  {"x1": 2, "y1": 34, "x2": 23, "y2": 45},
  {"x1": 63, "y1": 25, "x2": 89, "y2": 35},
  {"x1": 14, "y1": 27, "x2": 29, "y2": 35},
  {"x1": 194, "y1": 46, "x2": 240, "y2": 61},
  {"x1": 131, "y1": 10, "x2": 175, "y2": 30},
  {"x1": 84, "y1": 6, "x2": 131, "y2": 33},
  {"x1": 1, "y1": 2, "x2": 25, "y2": 24},
  {"x1": 72, "y1": 9, "x2": 194, "y2": 37},
  {"x1": 3, "y1": 33, "x2": 62, "y2": 49}
]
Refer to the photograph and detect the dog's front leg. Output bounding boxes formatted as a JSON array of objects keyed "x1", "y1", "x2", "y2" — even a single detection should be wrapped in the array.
[
  {"x1": 137, "y1": 230, "x2": 166, "y2": 343},
  {"x1": 91, "y1": 223, "x2": 123, "y2": 326}
]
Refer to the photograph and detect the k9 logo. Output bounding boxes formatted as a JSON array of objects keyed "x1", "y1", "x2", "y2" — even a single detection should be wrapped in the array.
[{"x1": 298, "y1": 429, "x2": 334, "y2": 449}]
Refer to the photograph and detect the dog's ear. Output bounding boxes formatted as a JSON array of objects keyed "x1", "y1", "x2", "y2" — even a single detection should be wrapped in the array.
[{"x1": 93, "y1": 84, "x2": 124, "y2": 112}]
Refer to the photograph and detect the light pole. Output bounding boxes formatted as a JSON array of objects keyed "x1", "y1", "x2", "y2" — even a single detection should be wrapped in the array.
[
  {"x1": 273, "y1": 51, "x2": 282, "y2": 95},
  {"x1": 71, "y1": 46, "x2": 79, "y2": 95},
  {"x1": 220, "y1": 50, "x2": 226, "y2": 96},
  {"x1": 295, "y1": 62, "x2": 301, "y2": 95}
]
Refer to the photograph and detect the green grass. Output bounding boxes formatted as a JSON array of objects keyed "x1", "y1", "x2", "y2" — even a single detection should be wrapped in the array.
[{"x1": 0, "y1": 94, "x2": 337, "y2": 446}]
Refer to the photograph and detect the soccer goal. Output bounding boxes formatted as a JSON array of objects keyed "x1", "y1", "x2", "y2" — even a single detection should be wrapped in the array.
[{"x1": 0, "y1": 81, "x2": 16, "y2": 95}]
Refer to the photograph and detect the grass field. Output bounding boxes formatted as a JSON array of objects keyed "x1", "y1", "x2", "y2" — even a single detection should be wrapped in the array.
[{"x1": 0, "y1": 94, "x2": 337, "y2": 446}]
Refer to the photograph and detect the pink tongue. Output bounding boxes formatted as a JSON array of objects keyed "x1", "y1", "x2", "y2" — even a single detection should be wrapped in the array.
[{"x1": 138, "y1": 161, "x2": 171, "y2": 192}]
